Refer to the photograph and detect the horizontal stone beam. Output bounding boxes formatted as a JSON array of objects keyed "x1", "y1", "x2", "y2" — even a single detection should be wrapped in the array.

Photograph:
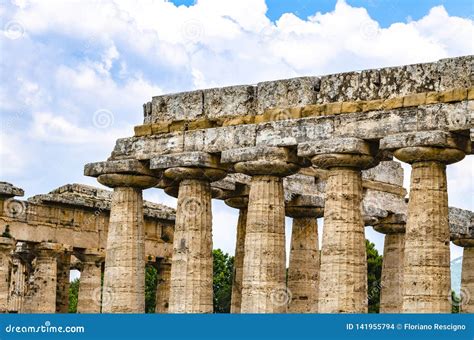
[
  {"x1": 298, "y1": 137, "x2": 373, "y2": 157},
  {"x1": 150, "y1": 151, "x2": 223, "y2": 170},
  {"x1": 380, "y1": 130, "x2": 471, "y2": 152},
  {"x1": 0, "y1": 182, "x2": 24, "y2": 198},
  {"x1": 111, "y1": 101, "x2": 471, "y2": 162}
]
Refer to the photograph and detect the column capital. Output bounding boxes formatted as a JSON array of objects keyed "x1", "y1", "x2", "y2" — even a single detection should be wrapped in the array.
[
  {"x1": 452, "y1": 238, "x2": 474, "y2": 248},
  {"x1": 74, "y1": 248, "x2": 105, "y2": 265},
  {"x1": 380, "y1": 131, "x2": 470, "y2": 164},
  {"x1": 222, "y1": 146, "x2": 302, "y2": 176},
  {"x1": 373, "y1": 213, "x2": 407, "y2": 234},
  {"x1": 35, "y1": 242, "x2": 71, "y2": 257},
  {"x1": 0, "y1": 237, "x2": 15, "y2": 251},
  {"x1": 225, "y1": 196, "x2": 249, "y2": 210},
  {"x1": 285, "y1": 194, "x2": 324, "y2": 218},
  {"x1": 98, "y1": 173, "x2": 159, "y2": 189},
  {"x1": 298, "y1": 138, "x2": 377, "y2": 170}
]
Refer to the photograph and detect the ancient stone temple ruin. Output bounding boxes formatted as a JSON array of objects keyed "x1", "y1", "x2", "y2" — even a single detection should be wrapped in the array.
[
  {"x1": 1, "y1": 55, "x2": 473, "y2": 314},
  {"x1": 0, "y1": 182, "x2": 175, "y2": 313}
]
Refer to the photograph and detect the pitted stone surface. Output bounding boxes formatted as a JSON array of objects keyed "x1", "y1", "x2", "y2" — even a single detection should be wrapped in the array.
[
  {"x1": 241, "y1": 175, "x2": 287, "y2": 313},
  {"x1": 298, "y1": 137, "x2": 372, "y2": 157},
  {"x1": 204, "y1": 85, "x2": 256, "y2": 121},
  {"x1": 449, "y1": 207, "x2": 474, "y2": 240},
  {"x1": 168, "y1": 179, "x2": 214, "y2": 313},
  {"x1": 402, "y1": 161, "x2": 451, "y2": 313},
  {"x1": 318, "y1": 168, "x2": 367, "y2": 313},
  {"x1": 151, "y1": 152, "x2": 223, "y2": 170},
  {"x1": 460, "y1": 247, "x2": 474, "y2": 313},
  {"x1": 380, "y1": 131, "x2": 471, "y2": 152},
  {"x1": 155, "y1": 260, "x2": 171, "y2": 313},
  {"x1": 150, "y1": 90, "x2": 204, "y2": 123},
  {"x1": 0, "y1": 182, "x2": 24, "y2": 198}
]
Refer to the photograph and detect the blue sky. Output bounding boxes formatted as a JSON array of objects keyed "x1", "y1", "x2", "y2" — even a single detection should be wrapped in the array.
[
  {"x1": 171, "y1": 0, "x2": 474, "y2": 25},
  {"x1": 0, "y1": 0, "x2": 473, "y2": 268}
]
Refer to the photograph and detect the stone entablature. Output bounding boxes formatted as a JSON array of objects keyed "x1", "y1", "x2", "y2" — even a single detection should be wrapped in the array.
[
  {"x1": 0, "y1": 183, "x2": 175, "y2": 260},
  {"x1": 141, "y1": 56, "x2": 471, "y2": 127}
]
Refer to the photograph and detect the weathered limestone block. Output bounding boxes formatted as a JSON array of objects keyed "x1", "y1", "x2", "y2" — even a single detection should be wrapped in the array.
[
  {"x1": 23, "y1": 242, "x2": 64, "y2": 313},
  {"x1": 98, "y1": 174, "x2": 159, "y2": 313},
  {"x1": 0, "y1": 182, "x2": 24, "y2": 199},
  {"x1": 151, "y1": 90, "x2": 204, "y2": 123},
  {"x1": 76, "y1": 249, "x2": 104, "y2": 314},
  {"x1": 257, "y1": 77, "x2": 320, "y2": 114},
  {"x1": 449, "y1": 207, "x2": 474, "y2": 240},
  {"x1": 168, "y1": 173, "x2": 214, "y2": 313},
  {"x1": 155, "y1": 259, "x2": 171, "y2": 313},
  {"x1": 203, "y1": 85, "x2": 256, "y2": 122},
  {"x1": 362, "y1": 160, "x2": 404, "y2": 186},
  {"x1": 84, "y1": 159, "x2": 156, "y2": 178},
  {"x1": 0, "y1": 237, "x2": 14, "y2": 312},
  {"x1": 380, "y1": 131, "x2": 471, "y2": 153},
  {"x1": 286, "y1": 204, "x2": 322, "y2": 313},
  {"x1": 151, "y1": 151, "x2": 223, "y2": 171},
  {"x1": 225, "y1": 197, "x2": 248, "y2": 314}
]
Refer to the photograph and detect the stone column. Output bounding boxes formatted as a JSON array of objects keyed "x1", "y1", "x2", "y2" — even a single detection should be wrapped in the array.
[
  {"x1": 225, "y1": 196, "x2": 248, "y2": 314},
  {"x1": 0, "y1": 237, "x2": 14, "y2": 312},
  {"x1": 381, "y1": 131, "x2": 469, "y2": 313},
  {"x1": 23, "y1": 242, "x2": 64, "y2": 313},
  {"x1": 229, "y1": 147, "x2": 299, "y2": 313},
  {"x1": 286, "y1": 202, "x2": 322, "y2": 313},
  {"x1": 8, "y1": 242, "x2": 32, "y2": 313},
  {"x1": 155, "y1": 259, "x2": 171, "y2": 313},
  {"x1": 164, "y1": 167, "x2": 225, "y2": 313},
  {"x1": 373, "y1": 215, "x2": 406, "y2": 313},
  {"x1": 453, "y1": 239, "x2": 474, "y2": 313},
  {"x1": 56, "y1": 246, "x2": 72, "y2": 313},
  {"x1": 97, "y1": 173, "x2": 159, "y2": 313},
  {"x1": 300, "y1": 138, "x2": 377, "y2": 313},
  {"x1": 76, "y1": 249, "x2": 105, "y2": 313}
]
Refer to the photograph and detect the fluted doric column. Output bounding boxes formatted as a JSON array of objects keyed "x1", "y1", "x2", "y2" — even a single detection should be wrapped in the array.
[
  {"x1": 56, "y1": 248, "x2": 72, "y2": 313},
  {"x1": 286, "y1": 198, "x2": 323, "y2": 313},
  {"x1": 299, "y1": 138, "x2": 378, "y2": 313},
  {"x1": 225, "y1": 196, "x2": 249, "y2": 313},
  {"x1": 23, "y1": 242, "x2": 66, "y2": 313},
  {"x1": 76, "y1": 249, "x2": 104, "y2": 313},
  {"x1": 162, "y1": 165, "x2": 226, "y2": 313},
  {"x1": 98, "y1": 173, "x2": 159, "y2": 313},
  {"x1": 155, "y1": 259, "x2": 171, "y2": 313},
  {"x1": 0, "y1": 237, "x2": 14, "y2": 312},
  {"x1": 8, "y1": 242, "x2": 32, "y2": 313},
  {"x1": 226, "y1": 146, "x2": 300, "y2": 313},
  {"x1": 373, "y1": 215, "x2": 406, "y2": 313},
  {"x1": 381, "y1": 131, "x2": 469, "y2": 313}
]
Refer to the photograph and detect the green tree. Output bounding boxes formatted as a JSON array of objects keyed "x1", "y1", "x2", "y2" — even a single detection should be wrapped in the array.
[
  {"x1": 451, "y1": 290, "x2": 460, "y2": 313},
  {"x1": 145, "y1": 265, "x2": 158, "y2": 313},
  {"x1": 68, "y1": 278, "x2": 79, "y2": 313},
  {"x1": 366, "y1": 239, "x2": 383, "y2": 313},
  {"x1": 213, "y1": 249, "x2": 234, "y2": 313}
]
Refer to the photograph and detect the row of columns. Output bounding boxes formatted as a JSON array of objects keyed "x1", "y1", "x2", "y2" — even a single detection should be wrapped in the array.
[
  {"x1": 0, "y1": 237, "x2": 173, "y2": 313},
  {"x1": 87, "y1": 131, "x2": 471, "y2": 313}
]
